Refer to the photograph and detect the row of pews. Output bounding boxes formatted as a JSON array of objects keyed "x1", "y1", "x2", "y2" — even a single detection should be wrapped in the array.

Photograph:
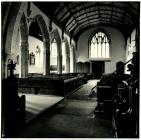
[
  {"x1": 95, "y1": 52, "x2": 139, "y2": 138},
  {"x1": 18, "y1": 74, "x2": 85, "y2": 96},
  {"x1": 18, "y1": 73, "x2": 94, "y2": 96},
  {"x1": 2, "y1": 61, "x2": 94, "y2": 137}
]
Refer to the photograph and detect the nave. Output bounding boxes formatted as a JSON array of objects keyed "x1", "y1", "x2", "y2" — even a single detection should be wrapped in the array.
[
  {"x1": 2, "y1": 52, "x2": 138, "y2": 138},
  {"x1": 14, "y1": 80, "x2": 113, "y2": 138},
  {"x1": 2, "y1": 2, "x2": 139, "y2": 138}
]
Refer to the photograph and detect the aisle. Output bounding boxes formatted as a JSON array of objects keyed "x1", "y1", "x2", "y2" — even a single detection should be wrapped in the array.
[{"x1": 15, "y1": 80, "x2": 113, "y2": 138}]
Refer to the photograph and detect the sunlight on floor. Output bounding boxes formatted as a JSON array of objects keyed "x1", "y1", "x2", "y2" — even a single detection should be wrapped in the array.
[{"x1": 19, "y1": 93, "x2": 63, "y2": 121}]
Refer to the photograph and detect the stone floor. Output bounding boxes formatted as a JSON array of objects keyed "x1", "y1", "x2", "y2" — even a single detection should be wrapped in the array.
[
  {"x1": 19, "y1": 93, "x2": 63, "y2": 122},
  {"x1": 15, "y1": 80, "x2": 113, "y2": 138}
]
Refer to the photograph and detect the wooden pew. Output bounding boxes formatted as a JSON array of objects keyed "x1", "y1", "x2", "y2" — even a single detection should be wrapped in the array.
[
  {"x1": 18, "y1": 75, "x2": 85, "y2": 96},
  {"x1": 112, "y1": 52, "x2": 139, "y2": 138},
  {"x1": 95, "y1": 62, "x2": 130, "y2": 113}
]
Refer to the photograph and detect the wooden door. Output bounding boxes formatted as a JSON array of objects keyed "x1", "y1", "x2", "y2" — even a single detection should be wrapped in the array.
[{"x1": 92, "y1": 61, "x2": 105, "y2": 79}]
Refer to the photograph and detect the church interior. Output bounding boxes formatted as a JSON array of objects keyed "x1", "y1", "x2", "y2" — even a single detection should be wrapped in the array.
[{"x1": 1, "y1": 2, "x2": 139, "y2": 138}]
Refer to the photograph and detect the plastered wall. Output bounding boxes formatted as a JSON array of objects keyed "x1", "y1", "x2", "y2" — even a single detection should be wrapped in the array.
[
  {"x1": 15, "y1": 36, "x2": 44, "y2": 74},
  {"x1": 2, "y1": 2, "x2": 76, "y2": 77},
  {"x1": 77, "y1": 26, "x2": 126, "y2": 73}
]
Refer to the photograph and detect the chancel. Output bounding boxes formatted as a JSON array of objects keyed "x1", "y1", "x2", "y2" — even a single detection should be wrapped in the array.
[{"x1": 1, "y1": 1, "x2": 139, "y2": 138}]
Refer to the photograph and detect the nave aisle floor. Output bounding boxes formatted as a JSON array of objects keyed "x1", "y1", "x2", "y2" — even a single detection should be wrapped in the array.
[
  {"x1": 16, "y1": 80, "x2": 113, "y2": 138},
  {"x1": 19, "y1": 93, "x2": 63, "y2": 122}
]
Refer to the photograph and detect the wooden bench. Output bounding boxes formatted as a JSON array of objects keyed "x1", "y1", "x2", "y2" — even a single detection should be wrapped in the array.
[{"x1": 18, "y1": 75, "x2": 85, "y2": 96}]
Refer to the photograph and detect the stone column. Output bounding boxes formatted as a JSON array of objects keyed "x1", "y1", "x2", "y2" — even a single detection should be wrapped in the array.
[
  {"x1": 19, "y1": 41, "x2": 28, "y2": 78},
  {"x1": 70, "y1": 47, "x2": 75, "y2": 73},
  {"x1": 57, "y1": 54, "x2": 62, "y2": 74},
  {"x1": 43, "y1": 39, "x2": 50, "y2": 75},
  {"x1": 73, "y1": 49, "x2": 76, "y2": 73},
  {"x1": 66, "y1": 54, "x2": 70, "y2": 73},
  {"x1": 90, "y1": 61, "x2": 92, "y2": 73},
  {"x1": 2, "y1": 54, "x2": 8, "y2": 78},
  {"x1": 57, "y1": 42, "x2": 62, "y2": 74}
]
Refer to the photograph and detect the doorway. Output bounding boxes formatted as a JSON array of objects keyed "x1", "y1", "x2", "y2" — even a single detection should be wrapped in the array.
[{"x1": 92, "y1": 61, "x2": 105, "y2": 79}]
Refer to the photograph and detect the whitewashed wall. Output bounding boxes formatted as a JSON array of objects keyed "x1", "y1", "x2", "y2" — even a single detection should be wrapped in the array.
[{"x1": 77, "y1": 26, "x2": 126, "y2": 73}]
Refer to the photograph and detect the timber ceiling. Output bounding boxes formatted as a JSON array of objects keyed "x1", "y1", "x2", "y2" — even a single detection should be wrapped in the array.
[{"x1": 34, "y1": 2, "x2": 139, "y2": 41}]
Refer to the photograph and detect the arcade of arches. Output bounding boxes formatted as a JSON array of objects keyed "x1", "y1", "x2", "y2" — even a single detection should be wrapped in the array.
[
  {"x1": 2, "y1": 2, "x2": 139, "y2": 138},
  {"x1": 2, "y1": 2, "x2": 139, "y2": 78},
  {"x1": 3, "y1": 13, "x2": 74, "y2": 78}
]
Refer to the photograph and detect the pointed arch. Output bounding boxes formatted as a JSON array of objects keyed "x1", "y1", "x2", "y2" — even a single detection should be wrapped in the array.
[
  {"x1": 2, "y1": 3, "x2": 21, "y2": 78},
  {"x1": 34, "y1": 15, "x2": 50, "y2": 42},
  {"x1": 50, "y1": 29, "x2": 62, "y2": 74},
  {"x1": 50, "y1": 29, "x2": 61, "y2": 50},
  {"x1": 19, "y1": 14, "x2": 28, "y2": 43},
  {"x1": 31, "y1": 14, "x2": 50, "y2": 75},
  {"x1": 88, "y1": 28, "x2": 111, "y2": 59}
]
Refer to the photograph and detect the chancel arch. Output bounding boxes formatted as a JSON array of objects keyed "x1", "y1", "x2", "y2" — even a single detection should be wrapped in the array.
[
  {"x1": 62, "y1": 38, "x2": 70, "y2": 73},
  {"x1": 50, "y1": 29, "x2": 62, "y2": 74}
]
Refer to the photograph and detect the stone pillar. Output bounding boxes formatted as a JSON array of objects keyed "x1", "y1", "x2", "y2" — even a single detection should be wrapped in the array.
[
  {"x1": 72, "y1": 56, "x2": 75, "y2": 73},
  {"x1": 66, "y1": 54, "x2": 70, "y2": 73},
  {"x1": 57, "y1": 54, "x2": 62, "y2": 74},
  {"x1": 57, "y1": 42, "x2": 62, "y2": 74},
  {"x1": 73, "y1": 49, "x2": 76, "y2": 73},
  {"x1": 90, "y1": 61, "x2": 92, "y2": 73},
  {"x1": 2, "y1": 51, "x2": 10, "y2": 78},
  {"x1": 70, "y1": 47, "x2": 75, "y2": 73},
  {"x1": 3, "y1": 57, "x2": 8, "y2": 78},
  {"x1": 19, "y1": 41, "x2": 28, "y2": 78},
  {"x1": 43, "y1": 40, "x2": 50, "y2": 75}
]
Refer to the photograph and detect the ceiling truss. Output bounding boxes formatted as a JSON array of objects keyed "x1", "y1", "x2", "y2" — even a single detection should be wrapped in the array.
[{"x1": 34, "y1": 2, "x2": 139, "y2": 41}]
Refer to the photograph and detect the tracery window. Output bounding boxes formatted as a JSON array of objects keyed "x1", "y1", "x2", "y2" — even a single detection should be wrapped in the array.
[
  {"x1": 89, "y1": 31, "x2": 110, "y2": 59},
  {"x1": 50, "y1": 39, "x2": 57, "y2": 56}
]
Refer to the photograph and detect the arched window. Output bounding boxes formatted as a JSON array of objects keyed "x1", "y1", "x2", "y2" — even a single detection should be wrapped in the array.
[
  {"x1": 50, "y1": 39, "x2": 57, "y2": 56},
  {"x1": 62, "y1": 42, "x2": 66, "y2": 57},
  {"x1": 62, "y1": 42, "x2": 66, "y2": 72},
  {"x1": 89, "y1": 31, "x2": 110, "y2": 59}
]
